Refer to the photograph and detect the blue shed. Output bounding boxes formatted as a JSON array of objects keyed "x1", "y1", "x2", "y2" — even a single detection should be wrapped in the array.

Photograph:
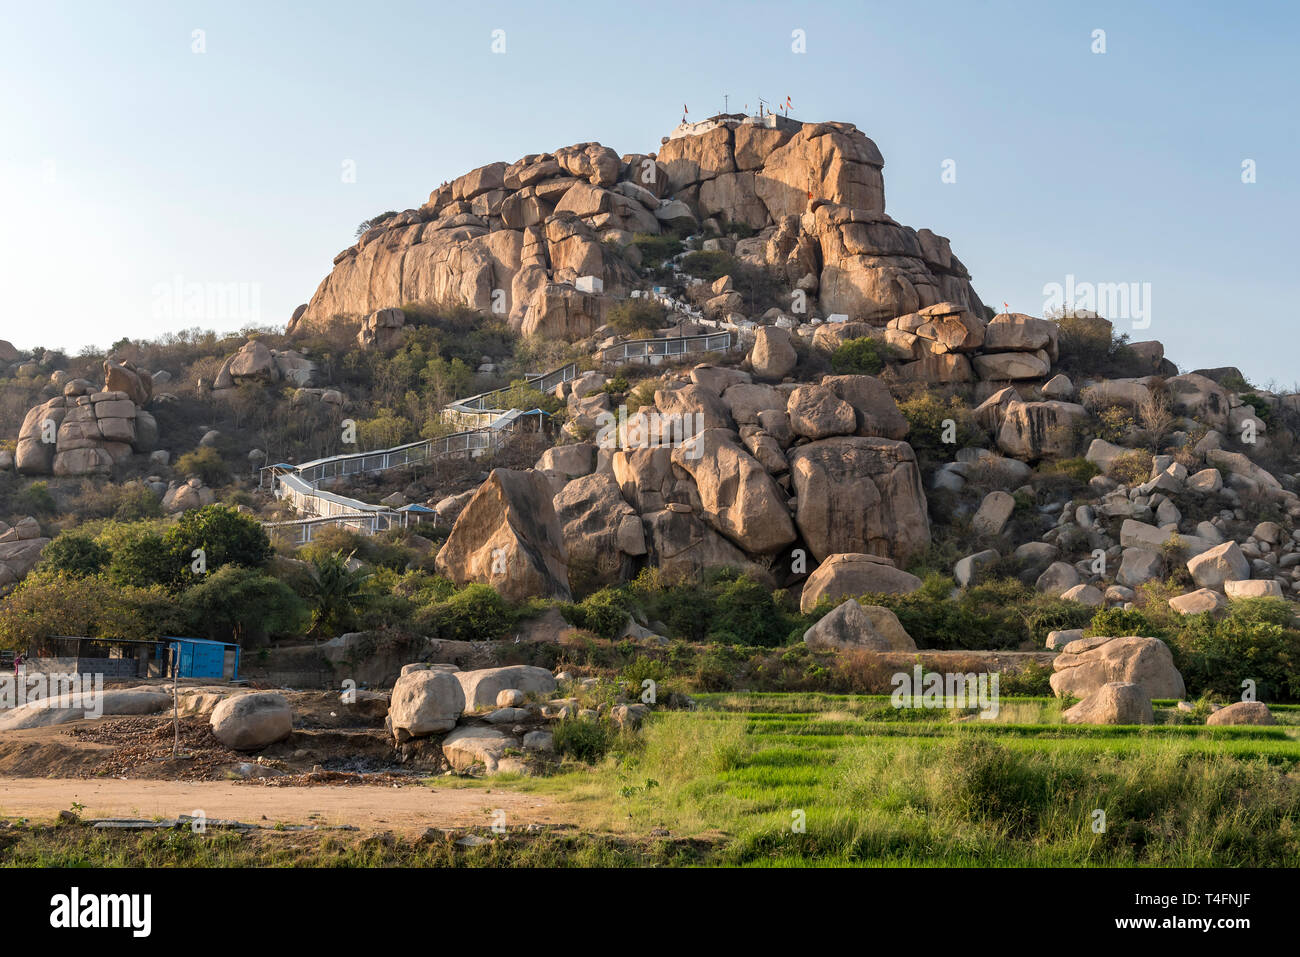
[{"x1": 168, "y1": 637, "x2": 240, "y2": 680}]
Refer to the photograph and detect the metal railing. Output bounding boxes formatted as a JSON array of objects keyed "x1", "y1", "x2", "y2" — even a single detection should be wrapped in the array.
[
  {"x1": 263, "y1": 512, "x2": 407, "y2": 545},
  {"x1": 446, "y1": 361, "x2": 578, "y2": 413},
  {"x1": 600, "y1": 332, "x2": 736, "y2": 365},
  {"x1": 286, "y1": 428, "x2": 500, "y2": 487}
]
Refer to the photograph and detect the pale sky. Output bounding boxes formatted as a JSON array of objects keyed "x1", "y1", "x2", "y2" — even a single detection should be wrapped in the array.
[{"x1": 1, "y1": 1, "x2": 1296, "y2": 385}]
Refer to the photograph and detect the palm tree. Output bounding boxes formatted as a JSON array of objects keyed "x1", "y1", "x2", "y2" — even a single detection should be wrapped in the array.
[{"x1": 304, "y1": 551, "x2": 371, "y2": 637}]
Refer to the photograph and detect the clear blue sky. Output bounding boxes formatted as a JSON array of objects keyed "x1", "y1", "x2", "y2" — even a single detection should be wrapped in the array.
[{"x1": 1, "y1": 1, "x2": 1296, "y2": 385}]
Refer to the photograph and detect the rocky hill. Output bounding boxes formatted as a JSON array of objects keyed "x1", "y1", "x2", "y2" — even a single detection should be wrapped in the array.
[
  {"x1": 287, "y1": 114, "x2": 982, "y2": 339},
  {"x1": 2, "y1": 113, "x2": 1299, "y2": 706}
]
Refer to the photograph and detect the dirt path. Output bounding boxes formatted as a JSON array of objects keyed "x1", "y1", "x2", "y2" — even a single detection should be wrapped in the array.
[{"x1": 0, "y1": 778, "x2": 563, "y2": 835}]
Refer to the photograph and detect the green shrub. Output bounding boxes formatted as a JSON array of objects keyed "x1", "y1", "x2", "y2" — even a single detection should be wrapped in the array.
[
  {"x1": 1046, "y1": 457, "x2": 1100, "y2": 485},
  {"x1": 679, "y1": 250, "x2": 734, "y2": 281},
  {"x1": 606, "y1": 300, "x2": 668, "y2": 336},
  {"x1": 1053, "y1": 313, "x2": 1135, "y2": 377},
  {"x1": 631, "y1": 233, "x2": 684, "y2": 266},
  {"x1": 829, "y1": 337, "x2": 885, "y2": 375},
  {"x1": 562, "y1": 587, "x2": 634, "y2": 640},
  {"x1": 1086, "y1": 607, "x2": 1165, "y2": 640},
  {"x1": 355, "y1": 210, "x2": 397, "y2": 237},
  {"x1": 162, "y1": 505, "x2": 273, "y2": 585},
  {"x1": 13, "y1": 481, "x2": 57, "y2": 516},
  {"x1": 1240, "y1": 393, "x2": 1272, "y2": 422},
  {"x1": 897, "y1": 392, "x2": 982, "y2": 463},
  {"x1": 174, "y1": 446, "x2": 231, "y2": 486},
  {"x1": 39, "y1": 533, "x2": 109, "y2": 578},
  {"x1": 552, "y1": 716, "x2": 614, "y2": 764},
  {"x1": 416, "y1": 583, "x2": 517, "y2": 642},
  {"x1": 1169, "y1": 599, "x2": 1300, "y2": 701},
  {"x1": 997, "y1": 660, "x2": 1054, "y2": 696},
  {"x1": 1109, "y1": 449, "x2": 1153, "y2": 487}
]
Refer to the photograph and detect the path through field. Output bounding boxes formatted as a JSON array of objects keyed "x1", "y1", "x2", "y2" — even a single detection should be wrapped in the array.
[{"x1": 0, "y1": 778, "x2": 561, "y2": 835}]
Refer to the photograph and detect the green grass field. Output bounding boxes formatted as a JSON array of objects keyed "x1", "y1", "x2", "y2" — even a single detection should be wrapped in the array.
[{"x1": 515, "y1": 693, "x2": 1300, "y2": 867}]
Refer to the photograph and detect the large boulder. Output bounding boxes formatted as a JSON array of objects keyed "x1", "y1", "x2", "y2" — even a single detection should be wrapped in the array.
[
  {"x1": 788, "y1": 437, "x2": 929, "y2": 564},
  {"x1": 356, "y1": 307, "x2": 407, "y2": 350},
  {"x1": 440, "y1": 726, "x2": 517, "y2": 773},
  {"x1": 1206, "y1": 701, "x2": 1276, "y2": 726},
  {"x1": 996, "y1": 400, "x2": 1088, "y2": 459},
  {"x1": 1186, "y1": 541, "x2": 1249, "y2": 589},
  {"x1": 1049, "y1": 635, "x2": 1185, "y2": 701},
  {"x1": 388, "y1": 670, "x2": 465, "y2": 740},
  {"x1": 750, "y1": 326, "x2": 797, "y2": 381},
  {"x1": 227, "y1": 339, "x2": 280, "y2": 383},
  {"x1": 971, "y1": 490, "x2": 1016, "y2": 536},
  {"x1": 800, "y1": 552, "x2": 922, "y2": 613},
  {"x1": 670, "y1": 429, "x2": 796, "y2": 554},
  {"x1": 1063, "y1": 682, "x2": 1154, "y2": 725},
  {"x1": 820, "y1": 375, "x2": 909, "y2": 439},
  {"x1": 435, "y1": 469, "x2": 572, "y2": 602},
  {"x1": 652, "y1": 383, "x2": 734, "y2": 431},
  {"x1": 641, "y1": 505, "x2": 774, "y2": 585},
  {"x1": 1224, "y1": 579, "x2": 1285, "y2": 599},
  {"x1": 553, "y1": 472, "x2": 646, "y2": 585},
  {"x1": 803, "y1": 599, "x2": 891, "y2": 651},
  {"x1": 103, "y1": 358, "x2": 153, "y2": 406},
  {"x1": 803, "y1": 599, "x2": 917, "y2": 652},
  {"x1": 1167, "y1": 588, "x2": 1228, "y2": 615},
  {"x1": 982, "y1": 313, "x2": 1058, "y2": 357},
  {"x1": 1167, "y1": 373, "x2": 1231, "y2": 430},
  {"x1": 210, "y1": 692, "x2": 293, "y2": 751},
  {"x1": 786, "y1": 384, "x2": 857, "y2": 440},
  {"x1": 455, "y1": 665, "x2": 557, "y2": 711},
  {"x1": 888, "y1": 302, "x2": 985, "y2": 353}
]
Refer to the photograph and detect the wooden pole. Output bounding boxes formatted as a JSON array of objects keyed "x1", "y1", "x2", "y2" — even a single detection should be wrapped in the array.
[{"x1": 172, "y1": 642, "x2": 179, "y2": 758}]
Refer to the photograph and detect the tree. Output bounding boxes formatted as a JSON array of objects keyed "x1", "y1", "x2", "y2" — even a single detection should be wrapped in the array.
[
  {"x1": 102, "y1": 525, "x2": 173, "y2": 588},
  {"x1": 39, "y1": 533, "x2": 109, "y2": 578},
  {"x1": 0, "y1": 572, "x2": 183, "y2": 651},
  {"x1": 163, "y1": 505, "x2": 272, "y2": 586},
  {"x1": 302, "y1": 552, "x2": 371, "y2": 637},
  {"x1": 178, "y1": 565, "x2": 308, "y2": 646}
]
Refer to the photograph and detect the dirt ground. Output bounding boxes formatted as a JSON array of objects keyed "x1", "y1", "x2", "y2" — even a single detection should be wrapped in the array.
[
  {"x1": 0, "y1": 692, "x2": 568, "y2": 835},
  {"x1": 0, "y1": 777, "x2": 559, "y2": 835}
]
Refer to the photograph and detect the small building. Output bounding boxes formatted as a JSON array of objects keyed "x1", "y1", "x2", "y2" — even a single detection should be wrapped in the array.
[
  {"x1": 168, "y1": 637, "x2": 241, "y2": 681},
  {"x1": 575, "y1": 275, "x2": 604, "y2": 294},
  {"x1": 396, "y1": 503, "x2": 436, "y2": 526}
]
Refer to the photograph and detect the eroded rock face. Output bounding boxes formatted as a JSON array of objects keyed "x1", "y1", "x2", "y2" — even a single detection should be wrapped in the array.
[
  {"x1": 289, "y1": 116, "x2": 980, "y2": 338},
  {"x1": 669, "y1": 429, "x2": 796, "y2": 555},
  {"x1": 435, "y1": 469, "x2": 571, "y2": 602},
  {"x1": 553, "y1": 472, "x2": 646, "y2": 586},
  {"x1": 788, "y1": 437, "x2": 929, "y2": 564},
  {"x1": 1050, "y1": 636, "x2": 1185, "y2": 701},
  {"x1": 997, "y1": 400, "x2": 1088, "y2": 459},
  {"x1": 641, "y1": 505, "x2": 773, "y2": 585}
]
